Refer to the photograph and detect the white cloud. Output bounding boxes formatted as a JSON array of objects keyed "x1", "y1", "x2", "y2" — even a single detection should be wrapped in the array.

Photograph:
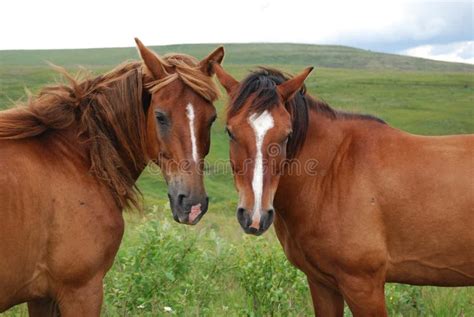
[
  {"x1": 1, "y1": 0, "x2": 405, "y2": 49},
  {"x1": 402, "y1": 41, "x2": 474, "y2": 64},
  {"x1": 0, "y1": 0, "x2": 472, "y2": 64}
]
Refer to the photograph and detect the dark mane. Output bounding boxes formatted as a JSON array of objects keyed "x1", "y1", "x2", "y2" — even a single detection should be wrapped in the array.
[
  {"x1": 0, "y1": 62, "x2": 149, "y2": 209},
  {"x1": 228, "y1": 67, "x2": 385, "y2": 157}
]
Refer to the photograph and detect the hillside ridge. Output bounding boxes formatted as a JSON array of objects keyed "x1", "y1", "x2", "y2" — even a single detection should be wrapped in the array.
[{"x1": 1, "y1": 43, "x2": 472, "y2": 72}]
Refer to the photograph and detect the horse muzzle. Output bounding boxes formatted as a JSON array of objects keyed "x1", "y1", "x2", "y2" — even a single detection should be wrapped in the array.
[
  {"x1": 237, "y1": 207, "x2": 274, "y2": 235},
  {"x1": 168, "y1": 193, "x2": 209, "y2": 225}
]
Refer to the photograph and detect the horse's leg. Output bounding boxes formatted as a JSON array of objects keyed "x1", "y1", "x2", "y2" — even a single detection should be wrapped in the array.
[
  {"x1": 308, "y1": 279, "x2": 344, "y2": 317},
  {"x1": 338, "y1": 275, "x2": 387, "y2": 317},
  {"x1": 56, "y1": 276, "x2": 103, "y2": 317},
  {"x1": 27, "y1": 298, "x2": 60, "y2": 317}
]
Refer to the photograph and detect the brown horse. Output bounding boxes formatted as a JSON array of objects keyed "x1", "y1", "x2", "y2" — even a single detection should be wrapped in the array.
[
  {"x1": 213, "y1": 63, "x2": 474, "y2": 316},
  {"x1": 0, "y1": 39, "x2": 224, "y2": 315}
]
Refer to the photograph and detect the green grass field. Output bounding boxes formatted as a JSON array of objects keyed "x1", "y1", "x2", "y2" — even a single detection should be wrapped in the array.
[{"x1": 1, "y1": 44, "x2": 473, "y2": 316}]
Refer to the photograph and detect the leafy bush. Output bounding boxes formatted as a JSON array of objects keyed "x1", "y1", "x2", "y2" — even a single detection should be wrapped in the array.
[
  {"x1": 102, "y1": 217, "x2": 313, "y2": 316},
  {"x1": 235, "y1": 237, "x2": 312, "y2": 316},
  {"x1": 103, "y1": 218, "x2": 234, "y2": 316},
  {"x1": 385, "y1": 284, "x2": 426, "y2": 316}
]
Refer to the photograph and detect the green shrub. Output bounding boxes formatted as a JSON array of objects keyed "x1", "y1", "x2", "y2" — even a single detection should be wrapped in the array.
[
  {"x1": 235, "y1": 237, "x2": 312, "y2": 316},
  {"x1": 385, "y1": 284, "x2": 426, "y2": 316},
  {"x1": 103, "y1": 218, "x2": 234, "y2": 316}
]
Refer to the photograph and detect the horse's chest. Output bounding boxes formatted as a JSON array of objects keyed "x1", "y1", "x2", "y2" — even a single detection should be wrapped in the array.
[
  {"x1": 274, "y1": 215, "x2": 339, "y2": 287},
  {"x1": 274, "y1": 219, "x2": 311, "y2": 267}
]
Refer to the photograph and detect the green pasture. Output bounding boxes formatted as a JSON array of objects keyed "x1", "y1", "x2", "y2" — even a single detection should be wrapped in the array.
[{"x1": 1, "y1": 43, "x2": 473, "y2": 316}]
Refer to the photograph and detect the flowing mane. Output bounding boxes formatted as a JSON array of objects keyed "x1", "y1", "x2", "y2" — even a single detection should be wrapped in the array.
[
  {"x1": 0, "y1": 53, "x2": 220, "y2": 210},
  {"x1": 228, "y1": 67, "x2": 385, "y2": 157},
  {"x1": 0, "y1": 62, "x2": 148, "y2": 209}
]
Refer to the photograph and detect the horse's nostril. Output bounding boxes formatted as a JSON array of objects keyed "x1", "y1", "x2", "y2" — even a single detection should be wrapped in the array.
[
  {"x1": 201, "y1": 196, "x2": 209, "y2": 212},
  {"x1": 237, "y1": 207, "x2": 252, "y2": 228},
  {"x1": 237, "y1": 207, "x2": 246, "y2": 216},
  {"x1": 177, "y1": 194, "x2": 186, "y2": 206},
  {"x1": 264, "y1": 209, "x2": 275, "y2": 228}
]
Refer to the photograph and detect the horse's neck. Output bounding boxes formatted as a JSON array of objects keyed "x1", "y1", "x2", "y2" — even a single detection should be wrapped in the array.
[
  {"x1": 298, "y1": 105, "x2": 349, "y2": 180},
  {"x1": 275, "y1": 105, "x2": 349, "y2": 220},
  {"x1": 276, "y1": 99, "x2": 391, "y2": 224}
]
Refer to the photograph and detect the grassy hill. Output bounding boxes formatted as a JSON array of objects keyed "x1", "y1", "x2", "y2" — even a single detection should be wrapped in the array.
[
  {"x1": 1, "y1": 43, "x2": 474, "y2": 71},
  {"x1": 1, "y1": 44, "x2": 473, "y2": 316}
]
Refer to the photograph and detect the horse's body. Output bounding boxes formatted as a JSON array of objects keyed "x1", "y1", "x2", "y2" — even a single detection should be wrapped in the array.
[
  {"x1": 0, "y1": 40, "x2": 224, "y2": 315},
  {"x1": 213, "y1": 65, "x2": 474, "y2": 316},
  {"x1": 273, "y1": 112, "x2": 474, "y2": 314},
  {"x1": 0, "y1": 131, "x2": 123, "y2": 314}
]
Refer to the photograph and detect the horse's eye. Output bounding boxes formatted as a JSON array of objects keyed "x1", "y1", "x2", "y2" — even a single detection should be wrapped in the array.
[
  {"x1": 225, "y1": 127, "x2": 235, "y2": 140},
  {"x1": 155, "y1": 112, "x2": 167, "y2": 125}
]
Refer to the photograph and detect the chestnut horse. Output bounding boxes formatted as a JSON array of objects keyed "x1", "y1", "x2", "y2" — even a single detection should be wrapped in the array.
[
  {"x1": 0, "y1": 39, "x2": 224, "y2": 316},
  {"x1": 213, "y1": 64, "x2": 474, "y2": 316}
]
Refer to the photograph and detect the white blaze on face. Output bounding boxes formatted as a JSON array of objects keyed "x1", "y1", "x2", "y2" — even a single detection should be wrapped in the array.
[
  {"x1": 248, "y1": 110, "x2": 274, "y2": 228},
  {"x1": 186, "y1": 103, "x2": 199, "y2": 163}
]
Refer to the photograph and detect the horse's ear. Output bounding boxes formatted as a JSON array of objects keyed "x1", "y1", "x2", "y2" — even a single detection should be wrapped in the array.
[
  {"x1": 199, "y1": 46, "x2": 225, "y2": 76},
  {"x1": 134, "y1": 38, "x2": 167, "y2": 79},
  {"x1": 213, "y1": 63, "x2": 239, "y2": 94},
  {"x1": 277, "y1": 67, "x2": 314, "y2": 101}
]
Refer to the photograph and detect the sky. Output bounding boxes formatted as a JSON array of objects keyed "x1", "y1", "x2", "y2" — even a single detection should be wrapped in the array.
[{"x1": 1, "y1": 0, "x2": 473, "y2": 64}]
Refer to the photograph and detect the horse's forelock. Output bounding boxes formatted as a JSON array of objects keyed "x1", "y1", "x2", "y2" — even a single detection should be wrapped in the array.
[{"x1": 146, "y1": 53, "x2": 220, "y2": 102}]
